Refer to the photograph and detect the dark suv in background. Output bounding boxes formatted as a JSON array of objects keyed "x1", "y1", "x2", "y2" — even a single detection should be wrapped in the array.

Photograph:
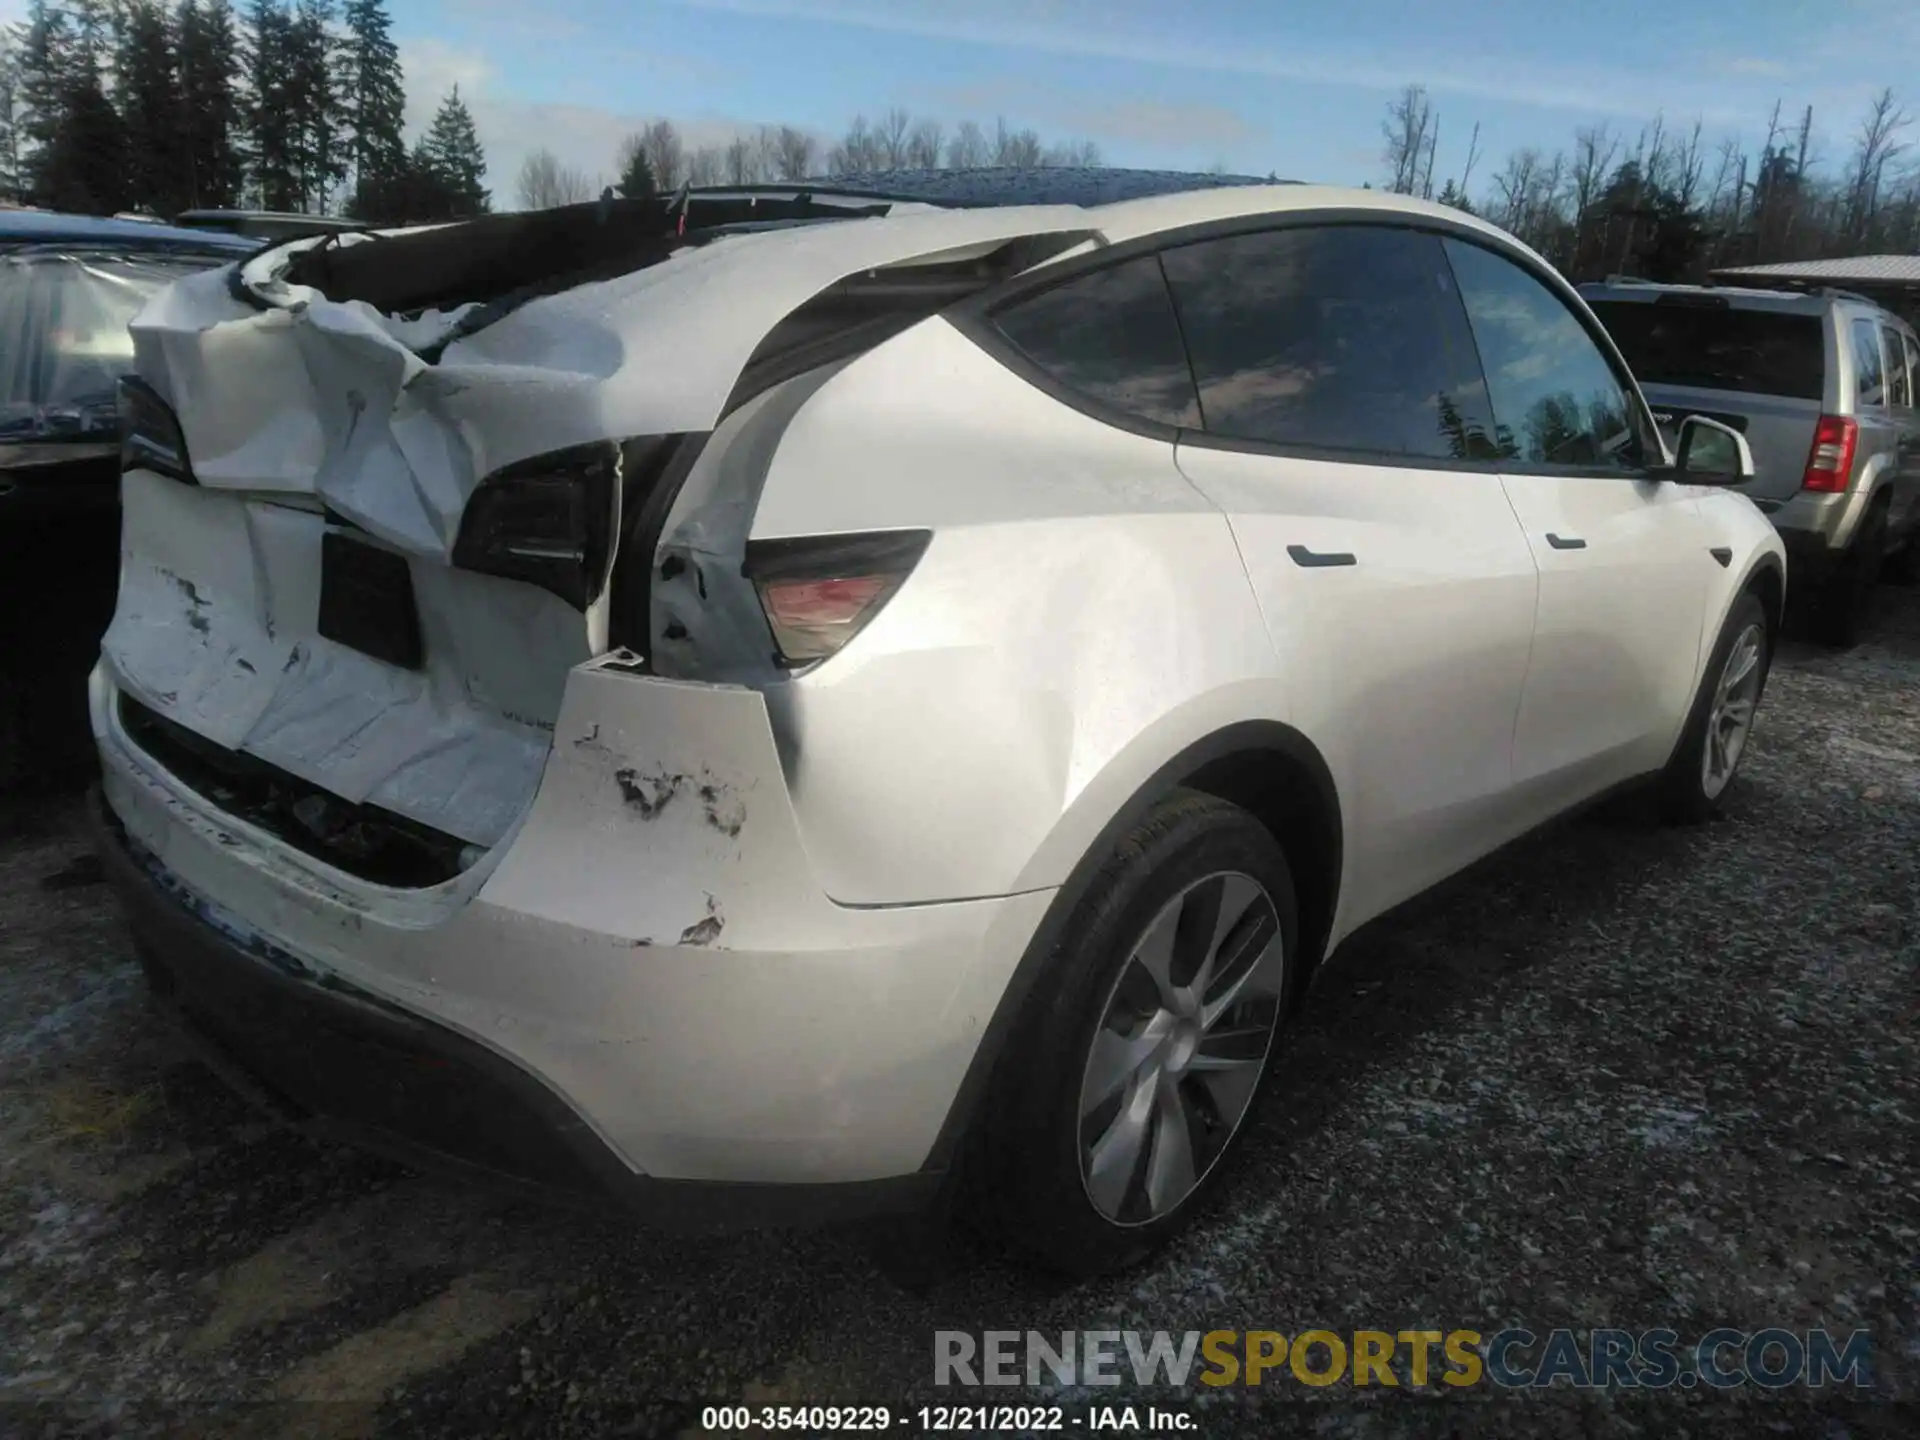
[{"x1": 1582, "y1": 280, "x2": 1920, "y2": 646}]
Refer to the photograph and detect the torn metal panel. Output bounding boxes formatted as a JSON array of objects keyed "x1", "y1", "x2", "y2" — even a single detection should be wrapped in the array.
[
  {"x1": 648, "y1": 366, "x2": 849, "y2": 684},
  {"x1": 129, "y1": 207, "x2": 1095, "y2": 561},
  {"x1": 104, "y1": 471, "x2": 582, "y2": 849}
]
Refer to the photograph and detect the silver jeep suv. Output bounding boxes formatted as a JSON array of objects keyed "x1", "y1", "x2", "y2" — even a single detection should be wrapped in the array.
[{"x1": 1583, "y1": 279, "x2": 1920, "y2": 645}]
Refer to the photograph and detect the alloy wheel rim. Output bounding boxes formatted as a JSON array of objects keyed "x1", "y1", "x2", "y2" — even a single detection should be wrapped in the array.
[
  {"x1": 1702, "y1": 622, "x2": 1765, "y2": 799},
  {"x1": 1076, "y1": 871, "x2": 1286, "y2": 1226}
]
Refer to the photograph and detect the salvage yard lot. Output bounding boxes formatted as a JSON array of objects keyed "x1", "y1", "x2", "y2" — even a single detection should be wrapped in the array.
[{"x1": 3, "y1": 590, "x2": 1917, "y2": 1439}]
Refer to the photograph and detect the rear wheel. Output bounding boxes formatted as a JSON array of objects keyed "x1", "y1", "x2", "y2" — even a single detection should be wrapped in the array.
[
  {"x1": 1885, "y1": 526, "x2": 1920, "y2": 586},
  {"x1": 977, "y1": 790, "x2": 1297, "y2": 1277},
  {"x1": 1657, "y1": 592, "x2": 1771, "y2": 824},
  {"x1": 1813, "y1": 502, "x2": 1888, "y2": 647}
]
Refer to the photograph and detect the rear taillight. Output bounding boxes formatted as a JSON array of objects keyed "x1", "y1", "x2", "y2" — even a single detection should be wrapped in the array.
[
  {"x1": 452, "y1": 441, "x2": 621, "y2": 609},
  {"x1": 117, "y1": 376, "x2": 195, "y2": 483},
  {"x1": 1801, "y1": 415, "x2": 1857, "y2": 493},
  {"x1": 743, "y1": 530, "x2": 931, "y2": 666}
]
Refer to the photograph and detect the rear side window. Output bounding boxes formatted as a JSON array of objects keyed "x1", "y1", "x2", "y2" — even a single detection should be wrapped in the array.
[
  {"x1": 1445, "y1": 238, "x2": 1647, "y2": 472},
  {"x1": 1852, "y1": 319, "x2": 1886, "y2": 405},
  {"x1": 1907, "y1": 334, "x2": 1920, "y2": 405},
  {"x1": 1586, "y1": 299, "x2": 1826, "y2": 402},
  {"x1": 1883, "y1": 324, "x2": 1911, "y2": 407},
  {"x1": 991, "y1": 255, "x2": 1201, "y2": 428},
  {"x1": 1158, "y1": 224, "x2": 1499, "y2": 461}
]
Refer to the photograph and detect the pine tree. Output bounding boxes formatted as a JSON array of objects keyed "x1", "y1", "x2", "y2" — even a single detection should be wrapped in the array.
[
  {"x1": 423, "y1": 85, "x2": 488, "y2": 216},
  {"x1": 117, "y1": 1, "x2": 186, "y2": 215},
  {"x1": 16, "y1": 0, "x2": 73, "y2": 202},
  {"x1": 243, "y1": 0, "x2": 298, "y2": 209},
  {"x1": 0, "y1": 33, "x2": 19, "y2": 201},
  {"x1": 68, "y1": 0, "x2": 113, "y2": 76},
  {"x1": 177, "y1": 0, "x2": 245, "y2": 209},
  {"x1": 285, "y1": 0, "x2": 345, "y2": 211},
  {"x1": 397, "y1": 133, "x2": 455, "y2": 221},
  {"x1": 40, "y1": 60, "x2": 126, "y2": 212},
  {"x1": 617, "y1": 144, "x2": 655, "y2": 199},
  {"x1": 341, "y1": 0, "x2": 405, "y2": 219}
]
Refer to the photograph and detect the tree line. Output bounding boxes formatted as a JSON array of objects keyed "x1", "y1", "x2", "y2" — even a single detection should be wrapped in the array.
[
  {"x1": 520, "y1": 109, "x2": 1106, "y2": 211},
  {"x1": 0, "y1": 0, "x2": 487, "y2": 223},
  {"x1": 1382, "y1": 83, "x2": 1920, "y2": 282}
]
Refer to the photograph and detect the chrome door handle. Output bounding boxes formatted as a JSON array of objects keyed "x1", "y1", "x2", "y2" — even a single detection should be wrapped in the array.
[
  {"x1": 1287, "y1": 544, "x2": 1356, "y2": 568},
  {"x1": 1545, "y1": 533, "x2": 1587, "y2": 550}
]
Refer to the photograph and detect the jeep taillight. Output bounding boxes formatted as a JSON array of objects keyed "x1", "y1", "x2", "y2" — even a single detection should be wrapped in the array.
[
  {"x1": 452, "y1": 441, "x2": 621, "y2": 609},
  {"x1": 1801, "y1": 415, "x2": 1857, "y2": 493},
  {"x1": 743, "y1": 530, "x2": 931, "y2": 667}
]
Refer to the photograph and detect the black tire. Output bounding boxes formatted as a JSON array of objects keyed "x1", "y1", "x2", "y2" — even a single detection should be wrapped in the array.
[
  {"x1": 1657, "y1": 591, "x2": 1772, "y2": 825},
  {"x1": 1812, "y1": 502, "x2": 1888, "y2": 647},
  {"x1": 974, "y1": 789, "x2": 1299, "y2": 1278},
  {"x1": 1885, "y1": 528, "x2": 1920, "y2": 586},
  {"x1": 0, "y1": 683, "x2": 24, "y2": 798}
]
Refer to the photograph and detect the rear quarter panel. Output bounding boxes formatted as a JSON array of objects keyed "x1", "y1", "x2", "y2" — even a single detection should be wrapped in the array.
[{"x1": 741, "y1": 316, "x2": 1287, "y2": 907}]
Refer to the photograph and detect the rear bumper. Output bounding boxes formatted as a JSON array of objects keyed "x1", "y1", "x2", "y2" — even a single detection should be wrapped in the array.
[
  {"x1": 91, "y1": 787, "x2": 945, "y2": 1229},
  {"x1": 92, "y1": 651, "x2": 1057, "y2": 1200},
  {"x1": 1768, "y1": 486, "x2": 1875, "y2": 560}
]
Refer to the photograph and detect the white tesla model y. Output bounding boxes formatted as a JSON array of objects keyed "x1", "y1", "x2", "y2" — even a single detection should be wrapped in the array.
[{"x1": 92, "y1": 179, "x2": 1784, "y2": 1275}]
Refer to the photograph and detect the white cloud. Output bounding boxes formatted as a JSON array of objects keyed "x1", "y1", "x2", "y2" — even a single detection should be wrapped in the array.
[
  {"x1": 398, "y1": 38, "x2": 777, "y2": 209},
  {"x1": 659, "y1": 0, "x2": 1750, "y2": 123},
  {"x1": 1717, "y1": 57, "x2": 1793, "y2": 79}
]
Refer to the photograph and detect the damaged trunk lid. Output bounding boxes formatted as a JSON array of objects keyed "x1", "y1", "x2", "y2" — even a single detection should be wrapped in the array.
[{"x1": 106, "y1": 198, "x2": 1097, "y2": 880}]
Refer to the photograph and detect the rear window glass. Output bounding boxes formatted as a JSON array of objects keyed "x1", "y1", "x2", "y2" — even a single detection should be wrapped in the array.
[
  {"x1": 992, "y1": 255, "x2": 1201, "y2": 428},
  {"x1": 1587, "y1": 299, "x2": 1825, "y2": 401},
  {"x1": 0, "y1": 251, "x2": 206, "y2": 445}
]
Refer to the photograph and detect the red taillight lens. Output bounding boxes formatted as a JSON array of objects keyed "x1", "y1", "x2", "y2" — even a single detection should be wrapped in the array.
[
  {"x1": 1801, "y1": 415, "x2": 1857, "y2": 493},
  {"x1": 743, "y1": 530, "x2": 931, "y2": 666}
]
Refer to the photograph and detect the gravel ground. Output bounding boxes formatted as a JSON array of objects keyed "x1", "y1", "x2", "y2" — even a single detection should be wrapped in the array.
[{"x1": 3, "y1": 586, "x2": 1917, "y2": 1440}]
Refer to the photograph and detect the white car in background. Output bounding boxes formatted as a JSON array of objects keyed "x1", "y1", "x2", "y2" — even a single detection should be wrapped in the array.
[{"x1": 92, "y1": 179, "x2": 1784, "y2": 1276}]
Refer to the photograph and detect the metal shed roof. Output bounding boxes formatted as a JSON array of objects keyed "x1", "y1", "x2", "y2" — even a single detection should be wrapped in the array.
[{"x1": 1710, "y1": 254, "x2": 1920, "y2": 287}]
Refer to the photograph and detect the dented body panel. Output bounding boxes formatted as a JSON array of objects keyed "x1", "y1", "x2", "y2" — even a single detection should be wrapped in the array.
[
  {"x1": 94, "y1": 660, "x2": 1051, "y2": 1182},
  {"x1": 95, "y1": 183, "x2": 1789, "y2": 1216}
]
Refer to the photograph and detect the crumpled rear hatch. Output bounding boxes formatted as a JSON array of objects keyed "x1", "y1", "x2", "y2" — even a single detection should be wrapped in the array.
[{"x1": 103, "y1": 195, "x2": 1099, "y2": 881}]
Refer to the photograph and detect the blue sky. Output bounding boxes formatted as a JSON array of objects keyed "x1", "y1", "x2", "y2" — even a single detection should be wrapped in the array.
[{"x1": 377, "y1": 0, "x2": 1911, "y2": 203}]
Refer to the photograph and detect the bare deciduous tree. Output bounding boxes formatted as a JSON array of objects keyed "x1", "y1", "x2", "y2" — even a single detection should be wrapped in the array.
[
  {"x1": 686, "y1": 145, "x2": 723, "y2": 186},
  {"x1": 906, "y1": 118, "x2": 943, "y2": 169},
  {"x1": 638, "y1": 120, "x2": 684, "y2": 193},
  {"x1": 517, "y1": 148, "x2": 595, "y2": 210},
  {"x1": 877, "y1": 106, "x2": 913, "y2": 168},
  {"x1": 724, "y1": 134, "x2": 754, "y2": 185},
  {"x1": 993, "y1": 116, "x2": 1044, "y2": 169},
  {"x1": 827, "y1": 114, "x2": 880, "y2": 175},
  {"x1": 1456, "y1": 120, "x2": 1482, "y2": 197},
  {"x1": 1044, "y1": 138, "x2": 1102, "y2": 168},
  {"x1": 773, "y1": 125, "x2": 815, "y2": 181},
  {"x1": 1382, "y1": 83, "x2": 1437, "y2": 196},
  {"x1": 945, "y1": 119, "x2": 988, "y2": 169},
  {"x1": 1845, "y1": 86, "x2": 1910, "y2": 242}
]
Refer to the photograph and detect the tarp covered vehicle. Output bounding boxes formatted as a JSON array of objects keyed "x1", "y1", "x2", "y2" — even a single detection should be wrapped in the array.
[{"x1": 1, "y1": 212, "x2": 257, "y2": 788}]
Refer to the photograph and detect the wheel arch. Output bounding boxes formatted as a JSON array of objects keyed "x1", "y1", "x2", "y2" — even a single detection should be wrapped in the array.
[
  {"x1": 921, "y1": 718, "x2": 1343, "y2": 1175},
  {"x1": 1744, "y1": 552, "x2": 1786, "y2": 639}
]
